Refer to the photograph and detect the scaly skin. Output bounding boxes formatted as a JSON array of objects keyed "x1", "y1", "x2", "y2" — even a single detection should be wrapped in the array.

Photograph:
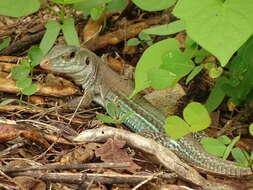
[{"x1": 40, "y1": 45, "x2": 253, "y2": 177}]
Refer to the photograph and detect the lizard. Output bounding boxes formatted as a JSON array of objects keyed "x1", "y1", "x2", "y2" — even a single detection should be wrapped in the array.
[{"x1": 40, "y1": 45, "x2": 253, "y2": 177}]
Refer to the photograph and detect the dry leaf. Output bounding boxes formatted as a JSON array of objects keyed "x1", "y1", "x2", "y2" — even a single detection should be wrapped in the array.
[
  {"x1": 0, "y1": 123, "x2": 19, "y2": 142},
  {"x1": 82, "y1": 16, "x2": 104, "y2": 43},
  {"x1": 95, "y1": 138, "x2": 141, "y2": 173},
  {"x1": 14, "y1": 176, "x2": 46, "y2": 190},
  {"x1": 60, "y1": 143, "x2": 100, "y2": 164},
  {"x1": 19, "y1": 130, "x2": 50, "y2": 148}
]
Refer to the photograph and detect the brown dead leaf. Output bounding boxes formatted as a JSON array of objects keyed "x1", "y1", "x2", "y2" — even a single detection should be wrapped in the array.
[
  {"x1": 60, "y1": 143, "x2": 100, "y2": 164},
  {"x1": 83, "y1": 16, "x2": 167, "y2": 51},
  {"x1": 236, "y1": 138, "x2": 253, "y2": 152},
  {"x1": 19, "y1": 130, "x2": 50, "y2": 148},
  {"x1": 210, "y1": 111, "x2": 220, "y2": 128},
  {"x1": 14, "y1": 176, "x2": 46, "y2": 190},
  {"x1": 39, "y1": 75, "x2": 78, "y2": 97},
  {"x1": 0, "y1": 72, "x2": 78, "y2": 97},
  {"x1": 0, "y1": 123, "x2": 19, "y2": 142},
  {"x1": 175, "y1": 32, "x2": 186, "y2": 49},
  {"x1": 82, "y1": 15, "x2": 104, "y2": 43},
  {"x1": 29, "y1": 95, "x2": 45, "y2": 105},
  {"x1": 8, "y1": 159, "x2": 33, "y2": 168},
  {"x1": 122, "y1": 45, "x2": 138, "y2": 55},
  {"x1": 105, "y1": 56, "x2": 124, "y2": 73},
  {"x1": 204, "y1": 56, "x2": 216, "y2": 64},
  {"x1": 95, "y1": 138, "x2": 141, "y2": 173},
  {"x1": 89, "y1": 184, "x2": 107, "y2": 190}
]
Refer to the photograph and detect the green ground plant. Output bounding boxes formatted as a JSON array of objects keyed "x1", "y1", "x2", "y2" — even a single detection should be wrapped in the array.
[{"x1": 96, "y1": 102, "x2": 133, "y2": 124}]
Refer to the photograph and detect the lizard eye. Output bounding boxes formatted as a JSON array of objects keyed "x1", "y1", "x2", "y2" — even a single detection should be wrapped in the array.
[
  {"x1": 85, "y1": 57, "x2": 90, "y2": 65},
  {"x1": 62, "y1": 51, "x2": 76, "y2": 60},
  {"x1": 69, "y1": 51, "x2": 76, "y2": 58}
]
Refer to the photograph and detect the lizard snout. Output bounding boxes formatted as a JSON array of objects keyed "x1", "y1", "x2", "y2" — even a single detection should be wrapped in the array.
[{"x1": 40, "y1": 59, "x2": 50, "y2": 68}]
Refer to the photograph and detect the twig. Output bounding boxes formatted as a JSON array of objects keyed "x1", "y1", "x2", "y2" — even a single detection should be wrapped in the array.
[
  {"x1": 8, "y1": 171, "x2": 163, "y2": 184},
  {"x1": 83, "y1": 15, "x2": 169, "y2": 51},
  {"x1": 132, "y1": 172, "x2": 163, "y2": 190},
  {"x1": 0, "y1": 143, "x2": 24, "y2": 157},
  {"x1": 0, "y1": 31, "x2": 45, "y2": 55},
  {"x1": 1, "y1": 162, "x2": 131, "y2": 173},
  {"x1": 0, "y1": 170, "x2": 25, "y2": 190}
]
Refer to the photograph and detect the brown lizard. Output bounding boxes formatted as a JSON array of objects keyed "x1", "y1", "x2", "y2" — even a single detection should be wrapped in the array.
[{"x1": 40, "y1": 45, "x2": 253, "y2": 177}]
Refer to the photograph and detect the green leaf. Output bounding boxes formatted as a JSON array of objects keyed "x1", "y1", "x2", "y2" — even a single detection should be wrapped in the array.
[
  {"x1": 127, "y1": 38, "x2": 141, "y2": 46},
  {"x1": 16, "y1": 78, "x2": 32, "y2": 89},
  {"x1": 186, "y1": 65, "x2": 203, "y2": 85},
  {"x1": 217, "y1": 135, "x2": 231, "y2": 145},
  {"x1": 0, "y1": 37, "x2": 11, "y2": 51},
  {"x1": 39, "y1": 20, "x2": 61, "y2": 55},
  {"x1": 249, "y1": 123, "x2": 253, "y2": 136},
  {"x1": 138, "y1": 32, "x2": 152, "y2": 42},
  {"x1": 141, "y1": 20, "x2": 185, "y2": 36},
  {"x1": 204, "y1": 62, "x2": 215, "y2": 70},
  {"x1": 106, "y1": 102, "x2": 118, "y2": 118},
  {"x1": 62, "y1": 18, "x2": 80, "y2": 46},
  {"x1": 161, "y1": 49, "x2": 195, "y2": 80},
  {"x1": 0, "y1": 99, "x2": 17, "y2": 106},
  {"x1": 209, "y1": 67, "x2": 223, "y2": 79},
  {"x1": 49, "y1": 0, "x2": 83, "y2": 4},
  {"x1": 173, "y1": 0, "x2": 253, "y2": 66},
  {"x1": 132, "y1": 0, "x2": 176, "y2": 11},
  {"x1": 200, "y1": 137, "x2": 226, "y2": 157},
  {"x1": 131, "y1": 39, "x2": 180, "y2": 97},
  {"x1": 164, "y1": 116, "x2": 191, "y2": 139},
  {"x1": 28, "y1": 46, "x2": 44, "y2": 67},
  {"x1": 73, "y1": 0, "x2": 111, "y2": 15},
  {"x1": 20, "y1": 58, "x2": 30, "y2": 67},
  {"x1": 183, "y1": 43, "x2": 198, "y2": 59},
  {"x1": 118, "y1": 111, "x2": 134, "y2": 123},
  {"x1": 107, "y1": 0, "x2": 127, "y2": 11},
  {"x1": 0, "y1": 0, "x2": 40, "y2": 17},
  {"x1": 147, "y1": 68, "x2": 177, "y2": 90},
  {"x1": 96, "y1": 114, "x2": 115, "y2": 123},
  {"x1": 11, "y1": 65, "x2": 30, "y2": 80},
  {"x1": 231, "y1": 147, "x2": 249, "y2": 167},
  {"x1": 222, "y1": 36, "x2": 253, "y2": 104},
  {"x1": 194, "y1": 49, "x2": 211, "y2": 63},
  {"x1": 90, "y1": 6, "x2": 105, "y2": 20},
  {"x1": 183, "y1": 102, "x2": 211, "y2": 132},
  {"x1": 205, "y1": 77, "x2": 227, "y2": 113},
  {"x1": 223, "y1": 135, "x2": 240, "y2": 160},
  {"x1": 21, "y1": 84, "x2": 38, "y2": 96},
  {"x1": 185, "y1": 36, "x2": 195, "y2": 48}
]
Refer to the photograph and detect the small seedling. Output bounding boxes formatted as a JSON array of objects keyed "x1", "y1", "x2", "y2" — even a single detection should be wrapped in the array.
[
  {"x1": 164, "y1": 102, "x2": 211, "y2": 139},
  {"x1": 200, "y1": 135, "x2": 253, "y2": 167},
  {"x1": 127, "y1": 32, "x2": 153, "y2": 47},
  {"x1": 10, "y1": 46, "x2": 44, "y2": 103},
  {"x1": 96, "y1": 102, "x2": 134, "y2": 124}
]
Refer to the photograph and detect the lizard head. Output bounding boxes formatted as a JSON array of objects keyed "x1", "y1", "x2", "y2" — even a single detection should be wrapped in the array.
[
  {"x1": 40, "y1": 45, "x2": 94, "y2": 74},
  {"x1": 40, "y1": 45, "x2": 97, "y2": 85}
]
